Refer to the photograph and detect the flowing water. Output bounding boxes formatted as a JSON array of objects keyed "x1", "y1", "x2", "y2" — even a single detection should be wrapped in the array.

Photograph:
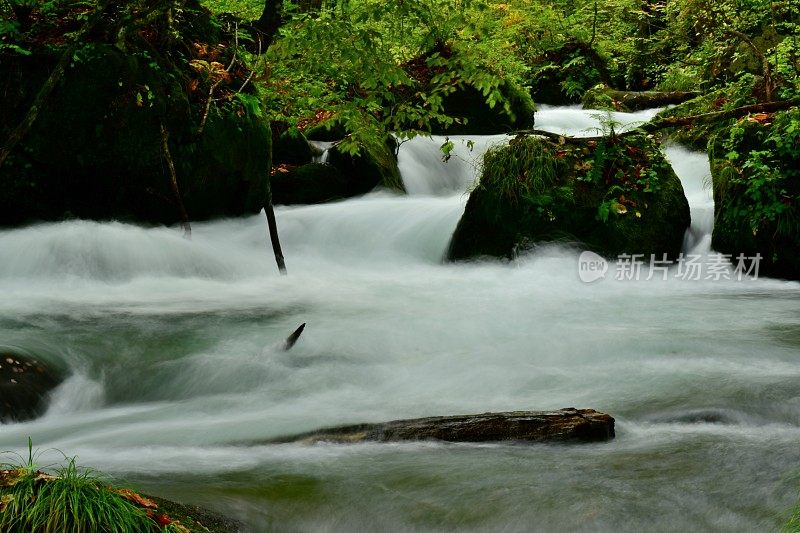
[{"x1": 1, "y1": 107, "x2": 799, "y2": 532}]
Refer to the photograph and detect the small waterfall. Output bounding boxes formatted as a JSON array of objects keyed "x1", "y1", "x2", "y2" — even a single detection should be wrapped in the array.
[
  {"x1": 396, "y1": 108, "x2": 665, "y2": 196},
  {"x1": 534, "y1": 105, "x2": 662, "y2": 137},
  {"x1": 663, "y1": 145, "x2": 715, "y2": 255},
  {"x1": 309, "y1": 140, "x2": 334, "y2": 164},
  {"x1": 396, "y1": 135, "x2": 509, "y2": 195}
]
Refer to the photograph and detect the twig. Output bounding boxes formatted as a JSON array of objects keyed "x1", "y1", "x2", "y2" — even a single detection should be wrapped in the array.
[
  {"x1": 160, "y1": 123, "x2": 192, "y2": 238},
  {"x1": 197, "y1": 78, "x2": 223, "y2": 135}
]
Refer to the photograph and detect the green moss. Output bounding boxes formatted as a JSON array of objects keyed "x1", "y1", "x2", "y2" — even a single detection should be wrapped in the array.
[
  {"x1": 581, "y1": 84, "x2": 621, "y2": 112},
  {"x1": 448, "y1": 134, "x2": 690, "y2": 261},
  {"x1": 327, "y1": 138, "x2": 404, "y2": 194}
]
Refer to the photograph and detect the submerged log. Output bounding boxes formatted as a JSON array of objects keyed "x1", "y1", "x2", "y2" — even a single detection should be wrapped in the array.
[{"x1": 275, "y1": 408, "x2": 614, "y2": 444}]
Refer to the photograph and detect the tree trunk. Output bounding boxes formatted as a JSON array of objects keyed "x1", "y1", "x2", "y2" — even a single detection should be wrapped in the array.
[{"x1": 253, "y1": 0, "x2": 284, "y2": 48}]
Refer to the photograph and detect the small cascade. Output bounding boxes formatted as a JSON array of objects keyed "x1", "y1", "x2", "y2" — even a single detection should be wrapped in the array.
[
  {"x1": 275, "y1": 193, "x2": 466, "y2": 264},
  {"x1": 663, "y1": 145, "x2": 715, "y2": 255},
  {"x1": 396, "y1": 134, "x2": 508, "y2": 195},
  {"x1": 396, "y1": 108, "x2": 665, "y2": 196},
  {"x1": 534, "y1": 105, "x2": 662, "y2": 137},
  {"x1": 309, "y1": 140, "x2": 335, "y2": 164}
]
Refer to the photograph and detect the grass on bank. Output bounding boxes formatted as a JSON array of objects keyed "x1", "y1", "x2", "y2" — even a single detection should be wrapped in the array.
[{"x1": 1, "y1": 440, "x2": 187, "y2": 533}]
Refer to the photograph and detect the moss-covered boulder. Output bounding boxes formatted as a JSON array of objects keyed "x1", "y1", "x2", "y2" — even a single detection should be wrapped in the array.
[
  {"x1": 0, "y1": 468, "x2": 241, "y2": 532},
  {"x1": 448, "y1": 134, "x2": 690, "y2": 261},
  {"x1": 399, "y1": 45, "x2": 535, "y2": 135},
  {"x1": 1, "y1": 350, "x2": 64, "y2": 424},
  {"x1": 271, "y1": 163, "x2": 347, "y2": 205},
  {"x1": 437, "y1": 81, "x2": 536, "y2": 135},
  {"x1": 270, "y1": 136, "x2": 403, "y2": 204},
  {"x1": 304, "y1": 120, "x2": 348, "y2": 142},
  {"x1": 0, "y1": 3, "x2": 270, "y2": 227},
  {"x1": 709, "y1": 108, "x2": 800, "y2": 280},
  {"x1": 327, "y1": 138, "x2": 404, "y2": 194},
  {"x1": 528, "y1": 41, "x2": 615, "y2": 106},
  {"x1": 273, "y1": 127, "x2": 313, "y2": 165}
]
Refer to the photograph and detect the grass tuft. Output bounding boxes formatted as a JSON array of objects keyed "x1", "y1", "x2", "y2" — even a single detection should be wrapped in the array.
[{"x1": 1, "y1": 440, "x2": 183, "y2": 533}]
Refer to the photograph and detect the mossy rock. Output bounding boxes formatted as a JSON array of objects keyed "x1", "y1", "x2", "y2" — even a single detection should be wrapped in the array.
[
  {"x1": 709, "y1": 110, "x2": 800, "y2": 280},
  {"x1": 327, "y1": 138, "x2": 404, "y2": 194},
  {"x1": 437, "y1": 80, "x2": 536, "y2": 135},
  {"x1": 448, "y1": 134, "x2": 690, "y2": 261},
  {"x1": 271, "y1": 163, "x2": 347, "y2": 205},
  {"x1": 272, "y1": 127, "x2": 313, "y2": 166},
  {"x1": 304, "y1": 120, "x2": 348, "y2": 141},
  {"x1": 528, "y1": 41, "x2": 615, "y2": 105},
  {"x1": 0, "y1": 13, "x2": 270, "y2": 227},
  {"x1": 581, "y1": 84, "x2": 621, "y2": 112},
  {"x1": 0, "y1": 350, "x2": 64, "y2": 423}
]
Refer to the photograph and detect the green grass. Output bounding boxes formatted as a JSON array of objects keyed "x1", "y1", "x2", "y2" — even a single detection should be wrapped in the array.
[
  {"x1": 1, "y1": 440, "x2": 178, "y2": 533},
  {"x1": 785, "y1": 499, "x2": 800, "y2": 533},
  {"x1": 478, "y1": 136, "x2": 563, "y2": 204}
]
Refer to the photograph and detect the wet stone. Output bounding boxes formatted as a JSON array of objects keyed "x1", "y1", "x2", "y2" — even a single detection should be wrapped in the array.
[{"x1": 0, "y1": 352, "x2": 63, "y2": 424}]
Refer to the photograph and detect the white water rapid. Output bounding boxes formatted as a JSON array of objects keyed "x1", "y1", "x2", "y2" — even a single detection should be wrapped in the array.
[{"x1": 1, "y1": 107, "x2": 799, "y2": 532}]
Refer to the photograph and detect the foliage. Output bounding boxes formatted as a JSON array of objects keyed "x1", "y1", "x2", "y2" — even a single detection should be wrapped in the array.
[
  {"x1": 715, "y1": 108, "x2": 800, "y2": 241},
  {"x1": 259, "y1": 0, "x2": 532, "y2": 151},
  {"x1": 478, "y1": 131, "x2": 669, "y2": 225}
]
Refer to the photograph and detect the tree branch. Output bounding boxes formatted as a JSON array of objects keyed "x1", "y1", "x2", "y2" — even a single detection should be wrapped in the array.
[{"x1": 160, "y1": 123, "x2": 192, "y2": 238}]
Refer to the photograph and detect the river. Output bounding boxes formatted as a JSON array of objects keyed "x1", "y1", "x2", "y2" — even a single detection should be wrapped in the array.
[{"x1": 1, "y1": 107, "x2": 799, "y2": 531}]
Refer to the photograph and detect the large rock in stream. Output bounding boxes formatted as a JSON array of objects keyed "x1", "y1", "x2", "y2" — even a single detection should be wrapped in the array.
[
  {"x1": 448, "y1": 133, "x2": 690, "y2": 261},
  {"x1": 274, "y1": 408, "x2": 614, "y2": 444},
  {"x1": 0, "y1": 351, "x2": 63, "y2": 423}
]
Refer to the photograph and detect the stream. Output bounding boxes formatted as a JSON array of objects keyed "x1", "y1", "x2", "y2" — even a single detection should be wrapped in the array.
[{"x1": 1, "y1": 107, "x2": 799, "y2": 531}]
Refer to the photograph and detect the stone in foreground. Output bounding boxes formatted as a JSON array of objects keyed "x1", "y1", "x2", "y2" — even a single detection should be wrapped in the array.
[
  {"x1": 277, "y1": 408, "x2": 614, "y2": 445},
  {"x1": 1, "y1": 352, "x2": 63, "y2": 424}
]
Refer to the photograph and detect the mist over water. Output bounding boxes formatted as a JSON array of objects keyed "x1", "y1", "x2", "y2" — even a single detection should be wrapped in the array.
[{"x1": 1, "y1": 107, "x2": 799, "y2": 531}]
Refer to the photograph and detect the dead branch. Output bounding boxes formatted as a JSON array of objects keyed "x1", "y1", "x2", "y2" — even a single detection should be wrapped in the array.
[{"x1": 160, "y1": 123, "x2": 192, "y2": 238}]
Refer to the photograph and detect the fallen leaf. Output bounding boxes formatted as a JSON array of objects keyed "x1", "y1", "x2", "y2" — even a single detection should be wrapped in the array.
[{"x1": 115, "y1": 488, "x2": 158, "y2": 509}]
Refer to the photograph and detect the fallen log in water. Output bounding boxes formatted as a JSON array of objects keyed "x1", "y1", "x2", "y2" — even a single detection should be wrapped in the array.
[
  {"x1": 273, "y1": 408, "x2": 614, "y2": 444},
  {"x1": 585, "y1": 88, "x2": 699, "y2": 111}
]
